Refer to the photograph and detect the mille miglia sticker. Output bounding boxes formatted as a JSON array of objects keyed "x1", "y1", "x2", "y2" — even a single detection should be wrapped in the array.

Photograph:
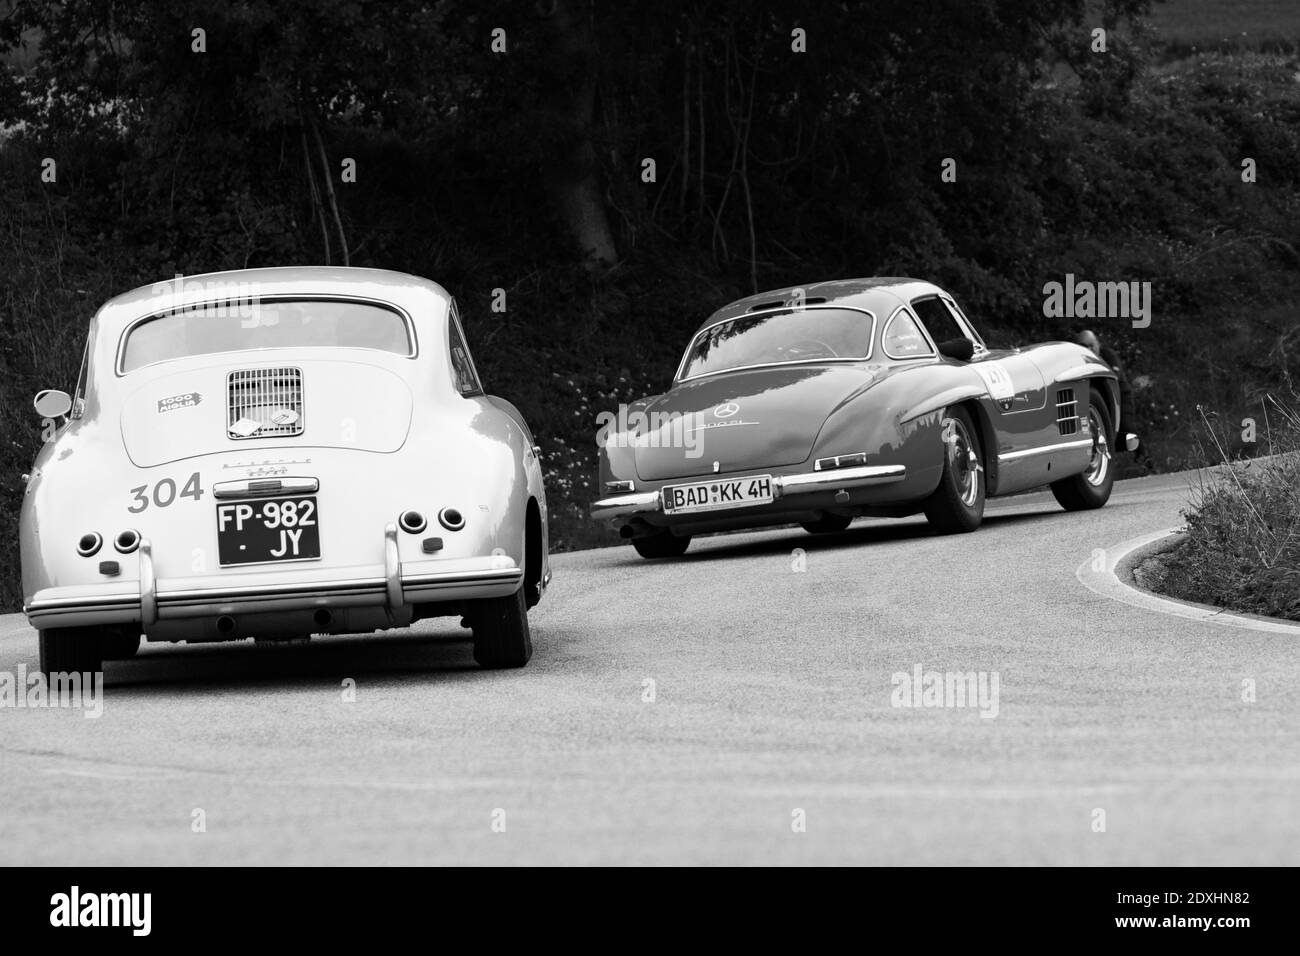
[{"x1": 158, "y1": 392, "x2": 202, "y2": 413}]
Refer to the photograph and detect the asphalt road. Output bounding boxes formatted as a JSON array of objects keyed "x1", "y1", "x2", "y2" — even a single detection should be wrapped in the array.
[{"x1": 2, "y1": 470, "x2": 1297, "y2": 865}]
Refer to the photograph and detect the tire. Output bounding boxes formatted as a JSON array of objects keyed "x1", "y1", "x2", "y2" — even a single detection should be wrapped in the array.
[
  {"x1": 922, "y1": 405, "x2": 986, "y2": 534},
  {"x1": 632, "y1": 531, "x2": 691, "y2": 559},
  {"x1": 800, "y1": 513, "x2": 853, "y2": 534},
  {"x1": 38, "y1": 627, "x2": 105, "y2": 678},
  {"x1": 102, "y1": 630, "x2": 142, "y2": 660},
  {"x1": 468, "y1": 586, "x2": 532, "y2": 669},
  {"x1": 1050, "y1": 386, "x2": 1115, "y2": 511}
]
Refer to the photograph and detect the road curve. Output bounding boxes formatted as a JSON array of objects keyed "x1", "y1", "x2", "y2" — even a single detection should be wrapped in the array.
[{"x1": 2, "y1": 470, "x2": 1297, "y2": 865}]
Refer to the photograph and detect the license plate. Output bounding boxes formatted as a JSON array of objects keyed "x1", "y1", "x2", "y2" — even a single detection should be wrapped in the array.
[
  {"x1": 216, "y1": 496, "x2": 321, "y2": 566},
  {"x1": 662, "y1": 475, "x2": 774, "y2": 515}
]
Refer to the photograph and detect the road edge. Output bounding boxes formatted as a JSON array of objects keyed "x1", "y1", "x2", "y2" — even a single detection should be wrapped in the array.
[{"x1": 1076, "y1": 527, "x2": 1300, "y2": 636}]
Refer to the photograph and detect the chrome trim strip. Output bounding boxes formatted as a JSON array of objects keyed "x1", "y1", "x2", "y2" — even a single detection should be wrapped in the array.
[
  {"x1": 997, "y1": 438, "x2": 1093, "y2": 462},
  {"x1": 775, "y1": 464, "x2": 907, "y2": 494},
  {"x1": 139, "y1": 538, "x2": 157, "y2": 627},
  {"x1": 937, "y1": 295, "x2": 988, "y2": 355},
  {"x1": 24, "y1": 566, "x2": 524, "y2": 623},
  {"x1": 165, "y1": 578, "x2": 381, "y2": 602},
  {"x1": 402, "y1": 569, "x2": 522, "y2": 600},
  {"x1": 25, "y1": 594, "x2": 139, "y2": 613},
  {"x1": 213, "y1": 476, "x2": 319, "y2": 499},
  {"x1": 589, "y1": 491, "x2": 663, "y2": 520}
]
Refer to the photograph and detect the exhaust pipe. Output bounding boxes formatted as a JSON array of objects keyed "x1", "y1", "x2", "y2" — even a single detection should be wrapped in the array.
[
  {"x1": 619, "y1": 520, "x2": 658, "y2": 540},
  {"x1": 313, "y1": 608, "x2": 333, "y2": 630},
  {"x1": 215, "y1": 615, "x2": 236, "y2": 635}
]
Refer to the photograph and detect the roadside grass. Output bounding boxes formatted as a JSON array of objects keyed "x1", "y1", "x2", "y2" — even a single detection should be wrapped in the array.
[{"x1": 1148, "y1": 393, "x2": 1300, "y2": 621}]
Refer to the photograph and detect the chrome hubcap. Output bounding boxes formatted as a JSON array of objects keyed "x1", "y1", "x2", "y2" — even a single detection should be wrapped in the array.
[
  {"x1": 946, "y1": 418, "x2": 982, "y2": 506},
  {"x1": 1086, "y1": 408, "x2": 1111, "y2": 486}
]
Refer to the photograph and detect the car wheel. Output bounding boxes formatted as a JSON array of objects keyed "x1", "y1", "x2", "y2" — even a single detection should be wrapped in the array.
[
  {"x1": 632, "y1": 531, "x2": 692, "y2": 559},
  {"x1": 102, "y1": 630, "x2": 142, "y2": 661},
  {"x1": 922, "y1": 406, "x2": 985, "y2": 534},
  {"x1": 469, "y1": 586, "x2": 532, "y2": 669},
  {"x1": 38, "y1": 627, "x2": 105, "y2": 678},
  {"x1": 800, "y1": 513, "x2": 853, "y2": 534},
  {"x1": 1050, "y1": 386, "x2": 1115, "y2": 511}
]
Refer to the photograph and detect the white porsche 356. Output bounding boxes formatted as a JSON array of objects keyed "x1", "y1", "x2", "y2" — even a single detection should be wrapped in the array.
[{"x1": 21, "y1": 267, "x2": 549, "y2": 674}]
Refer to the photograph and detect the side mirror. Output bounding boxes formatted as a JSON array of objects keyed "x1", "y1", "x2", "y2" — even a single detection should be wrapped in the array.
[
  {"x1": 33, "y1": 389, "x2": 73, "y2": 419},
  {"x1": 936, "y1": 338, "x2": 974, "y2": 361}
]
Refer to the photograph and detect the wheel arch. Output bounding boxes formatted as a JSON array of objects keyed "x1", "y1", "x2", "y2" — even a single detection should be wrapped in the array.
[
  {"x1": 1089, "y1": 377, "x2": 1121, "y2": 442},
  {"x1": 956, "y1": 398, "x2": 999, "y2": 495},
  {"x1": 524, "y1": 496, "x2": 543, "y2": 608}
]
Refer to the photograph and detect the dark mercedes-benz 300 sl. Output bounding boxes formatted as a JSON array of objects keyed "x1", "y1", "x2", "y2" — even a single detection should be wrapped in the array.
[{"x1": 592, "y1": 278, "x2": 1132, "y2": 558}]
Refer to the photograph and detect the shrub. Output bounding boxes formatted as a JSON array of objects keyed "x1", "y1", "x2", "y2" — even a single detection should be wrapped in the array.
[{"x1": 1150, "y1": 396, "x2": 1300, "y2": 621}]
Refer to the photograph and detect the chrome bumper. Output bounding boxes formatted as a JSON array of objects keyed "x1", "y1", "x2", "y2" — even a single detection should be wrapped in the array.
[
  {"x1": 24, "y1": 525, "x2": 522, "y2": 630},
  {"x1": 590, "y1": 464, "x2": 907, "y2": 522}
]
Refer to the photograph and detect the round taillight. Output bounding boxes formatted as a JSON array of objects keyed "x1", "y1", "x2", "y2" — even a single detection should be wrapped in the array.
[
  {"x1": 76, "y1": 532, "x2": 103, "y2": 557},
  {"x1": 114, "y1": 529, "x2": 141, "y2": 554},
  {"x1": 398, "y1": 510, "x2": 427, "y2": 534},
  {"x1": 438, "y1": 507, "x2": 465, "y2": 532}
]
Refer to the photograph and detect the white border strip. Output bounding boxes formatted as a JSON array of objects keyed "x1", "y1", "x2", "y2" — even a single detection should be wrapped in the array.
[{"x1": 1076, "y1": 528, "x2": 1300, "y2": 636}]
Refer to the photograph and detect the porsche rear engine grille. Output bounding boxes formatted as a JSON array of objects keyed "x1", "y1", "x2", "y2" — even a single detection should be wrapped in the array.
[
  {"x1": 227, "y1": 367, "x2": 304, "y2": 439},
  {"x1": 1056, "y1": 388, "x2": 1078, "y2": 436}
]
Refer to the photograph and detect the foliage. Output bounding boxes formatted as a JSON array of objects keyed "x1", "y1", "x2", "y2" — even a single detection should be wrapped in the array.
[{"x1": 1148, "y1": 396, "x2": 1300, "y2": 621}]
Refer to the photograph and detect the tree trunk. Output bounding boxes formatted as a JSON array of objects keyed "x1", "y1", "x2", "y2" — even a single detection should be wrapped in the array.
[
  {"x1": 541, "y1": 0, "x2": 618, "y2": 269},
  {"x1": 308, "y1": 115, "x2": 349, "y2": 266}
]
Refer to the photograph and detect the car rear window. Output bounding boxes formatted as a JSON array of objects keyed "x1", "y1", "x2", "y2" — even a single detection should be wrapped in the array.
[
  {"x1": 679, "y1": 306, "x2": 874, "y2": 380},
  {"x1": 121, "y1": 298, "x2": 412, "y2": 372}
]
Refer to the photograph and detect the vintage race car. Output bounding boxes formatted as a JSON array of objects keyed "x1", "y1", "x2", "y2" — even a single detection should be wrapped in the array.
[
  {"x1": 592, "y1": 277, "x2": 1136, "y2": 558},
  {"x1": 22, "y1": 267, "x2": 550, "y2": 674}
]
